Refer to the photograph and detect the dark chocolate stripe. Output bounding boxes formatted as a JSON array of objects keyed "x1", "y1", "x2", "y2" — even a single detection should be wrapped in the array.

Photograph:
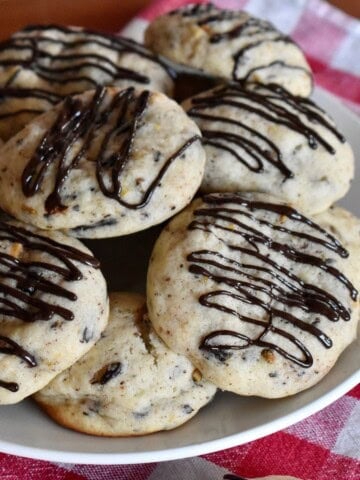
[
  {"x1": 21, "y1": 86, "x2": 201, "y2": 214},
  {"x1": 0, "y1": 335, "x2": 36, "y2": 367},
  {"x1": 0, "y1": 24, "x2": 172, "y2": 123},
  {"x1": 188, "y1": 83, "x2": 344, "y2": 179},
  {"x1": 168, "y1": 4, "x2": 310, "y2": 84},
  {"x1": 241, "y1": 60, "x2": 313, "y2": 85},
  {"x1": 187, "y1": 193, "x2": 357, "y2": 367},
  {"x1": 0, "y1": 221, "x2": 99, "y2": 391}
]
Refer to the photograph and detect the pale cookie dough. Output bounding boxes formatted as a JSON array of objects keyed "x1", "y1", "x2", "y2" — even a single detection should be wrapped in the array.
[
  {"x1": 0, "y1": 86, "x2": 205, "y2": 237},
  {"x1": 183, "y1": 83, "x2": 354, "y2": 215},
  {"x1": 315, "y1": 205, "x2": 360, "y2": 290},
  {"x1": 0, "y1": 24, "x2": 173, "y2": 140},
  {"x1": 147, "y1": 193, "x2": 359, "y2": 398},
  {"x1": 34, "y1": 292, "x2": 216, "y2": 436},
  {"x1": 0, "y1": 220, "x2": 108, "y2": 404},
  {"x1": 145, "y1": 4, "x2": 312, "y2": 97}
]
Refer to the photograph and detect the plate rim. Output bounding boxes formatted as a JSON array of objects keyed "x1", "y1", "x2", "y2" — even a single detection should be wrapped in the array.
[
  {"x1": 0, "y1": 367, "x2": 359, "y2": 464},
  {"x1": 0, "y1": 86, "x2": 359, "y2": 465}
]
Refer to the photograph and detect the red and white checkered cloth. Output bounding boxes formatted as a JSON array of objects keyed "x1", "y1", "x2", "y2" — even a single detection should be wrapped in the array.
[{"x1": 1, "y1": 0, "x2": 360, "y2": 479}]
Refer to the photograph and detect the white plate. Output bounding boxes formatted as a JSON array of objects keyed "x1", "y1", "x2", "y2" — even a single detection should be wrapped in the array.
[{"x1": 0, "y1": 87, "x2": 359, "y2": 465}]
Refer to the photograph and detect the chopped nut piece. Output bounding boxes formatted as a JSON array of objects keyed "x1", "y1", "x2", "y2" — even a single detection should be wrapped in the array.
[
  {"x1": 192, "y1": 368, "x2": 202, "y2": 382},
  {"x1": 261, "y1": 349, "x2": 275, "y2": 363},
  {"x1": 9, "y1": 242, "x2": 23, "y2": 258}
]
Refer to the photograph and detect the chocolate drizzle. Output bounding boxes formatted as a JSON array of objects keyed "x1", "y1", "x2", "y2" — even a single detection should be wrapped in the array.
[
  {"x1": 0, "y1": 335, "x2": 37, "y2": 391},
  {"x1": 187, "y1": 194, "x2": 357, "y2": 368},
  {"x1": 21, "y1": 86, "x2": 200, "y2": 214},
  {"x1": 168, "y1": 4, "x2": 311, "y2": 83},
  {"x1": 0, "y1": 24, "x2": 171, "y2": 126},
  {"x1": 0, "y1": 336, "x2": 36, "y2": 366},
  {"x1": 187, "y1": 83, "x2": 345, "y2": 179},
  {"x1": 0, "y1": 221, "x2": 99, "y2": 391}
]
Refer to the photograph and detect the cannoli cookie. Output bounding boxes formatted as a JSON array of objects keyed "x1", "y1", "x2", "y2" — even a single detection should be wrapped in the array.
[
  {"x1": 145, "y1": 4, "x2": 312, "y2": 97},
  {"x1": 147, "y1": 193, "x2": 359, "y2": 398},
  {"x1": 0, "y1": 220, "x2": 108, "y2": 404},
  {"x1": 314, "y1": 205, "x2": 360, "y2": 289},
  {"x1": 0, "y1": 86, "x2": 205, "y2": 237},
  {"x1": 34, "y1": 292, "x2": 216, "y2": 436},
  {"x1": 0, "y1": 25, "x2": 173, "y2": 140},
  {"x1": 183, "y1": 83, "x2": 354, "y2": 215}
]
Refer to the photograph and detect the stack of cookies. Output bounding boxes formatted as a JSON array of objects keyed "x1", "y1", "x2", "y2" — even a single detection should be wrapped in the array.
[{"x1": 0, "y1": 3, "x2": 358, "y2": 438}]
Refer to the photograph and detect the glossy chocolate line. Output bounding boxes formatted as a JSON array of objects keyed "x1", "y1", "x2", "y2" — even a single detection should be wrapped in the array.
[
  {"x1": 190, "y1": 209, "x2": 356, "y2": 299},
  {"x1": 0, "y1": 221, "x2": 99, "y2": 392},
  {"x1": 96, "y1": 88, "x2": 151, "y2": 203},
  {"x1": 213, "y1": 21, "x2": 275, "y2": 44},
  {"x1": 189, "y1": 250, "x2": 347, "y2": 323},
  {"x1": 242, "y1": 60, "x2": 313, "y2": 84},
  {"x1": 22, "y1": 86, "x2": 201, "y2": 213},
  {"x1": 201, "y1": 194, "x2": 349, "y2": 257},
  {"x1": 170, "y1": 4, "x2": 213, "y2": 17},
  {"x1": 169, "y1": 5, "x2": 307, "y2": 84},
  {"x1": 191, "y1": 262, "x2": 336, "y2": 337},
  {"x1": 267, "y1": 85, "x2": 344, "y2": 142},
  {"x1": 0, "y1": 222, "x2": 99, "y2": 275},
  {"x1": 188, "y1": 83, "x2": 343, "y2": 179},
  {"x1": 0, "y1": 24, "x2": 172, "y2": 123},
  {"x1": 0, "y1": 335, "x2": 36, "y2": 367},
  {"x1": 0, "y1": 380, "x2": 19, "y2": 392},
  {"x1": 8, "y1": 24, "x2": 171, "y2": 74},
  {"x1": 115, "y1": 134, "x2": 201, "y2": 210},
  {"x1": 0, "y1": 253, "x2": 76, "y2": 300},
  {"x1": 188, "y1": 110, "x2": 290, "y2": 176},
  {"x1": 0, "y1": 333, "x2": 37, "y2": 392},
  {"x1": 187, "y1": 194, "x2": 357, "y2": 367},
  {"x1": 200, "y1": 16, "x2": 275, "y2": 44},
  {"x1": 0, "y1": 87, "x2": 61, "y2": 103},
  {"x1": 191, "y1": 84, "x2": 340, "y2": 152},
  {"x1": 0, "y1": 109, "x2": 45, "y2": 121},
  {"x1": 232, "y1": 36, "x2": 293, "y2": 79},
  {"x1": 1, "y1": 44, "x2": 150, "y2": 85},
  {"x1": 200, "y1": 117, "x2": 291, "y2": 177},
  {"x1": 0, "y1": 87, "x2": 62, "y2": 122}
]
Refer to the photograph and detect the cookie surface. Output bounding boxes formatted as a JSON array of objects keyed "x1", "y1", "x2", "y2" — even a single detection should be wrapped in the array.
[
  {"x1": 183, "y1": 83, "x2": 354, "y2": 215},
  {"x1": 0, "y1": 25, "x2": 173, "y2": 140},
  {"x1": 145, "y1": 4, "x2": 312, "y2": 97},
  {"x1": 35, "y1": 292, "x2": 216, "y2": 436},
  {"x1": 147, "y1": 193, "x2": 359, "y2": 398},
  {"x1": 0, "y1": 220, "x2": 108, "y2": 404},
  {"x1": 314, "y1": 205, "x2": 360, "y2": 289},
  {"x1": 0, "y1": 86, "x2": 205, "y2": 237}
]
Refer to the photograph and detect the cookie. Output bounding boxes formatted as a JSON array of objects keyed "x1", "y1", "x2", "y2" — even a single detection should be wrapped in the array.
[
  {"x1": 147, "y1": 193, "x2": 359, "y2": 398},
  {"x1": 314, "y1": 205, "x2": 360, "y2": 289},
  {"x1": 182, "y1": 83, "x2": 354, "y2": 215},
  {"x1": 0, "y1": 86, "x2": 205, "y2": 237},
  {"x1": 145, "y1": 4, "x2": 312, "y2": 97},
  {"x1": 0, "y1": 219, "x2": 108, "y2": 404},
  {"x1": 34, "y1": 292, "x2": 216, "y2": 436},
  {"x1": 0, "y1": 24, "x2": 173, "y2": 140}
]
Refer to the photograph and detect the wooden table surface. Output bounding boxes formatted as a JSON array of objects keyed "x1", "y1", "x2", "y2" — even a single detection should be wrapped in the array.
[{"x1": 0, "y1": 0, "x2": 359, "y2": 40}]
